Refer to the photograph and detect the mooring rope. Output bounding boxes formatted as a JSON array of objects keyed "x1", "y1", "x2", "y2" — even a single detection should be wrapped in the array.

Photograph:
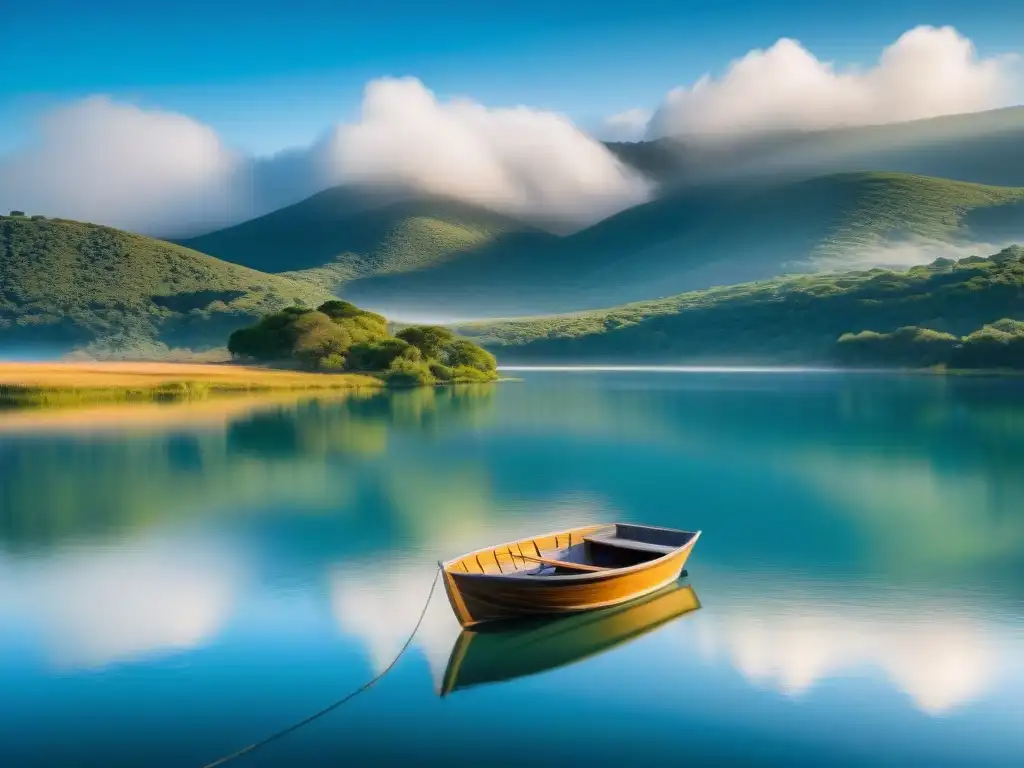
[{"x1": 200, "y1": 568, "x2": 442, "y2": 768}]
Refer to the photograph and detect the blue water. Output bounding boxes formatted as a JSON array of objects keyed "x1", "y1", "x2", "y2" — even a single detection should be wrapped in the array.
[{"x1": 1, "y1": 371, "x2": 1022, "y2": 766}]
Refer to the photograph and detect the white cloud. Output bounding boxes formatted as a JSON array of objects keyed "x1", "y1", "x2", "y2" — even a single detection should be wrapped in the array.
[
  {"x1": 0, "y1": 82, "x2": 651, "y2": 236},
  {"x1": 600, "y1": 108, "x2": 653, "y2": 142},
  {"x1": 646, "y1": 26, "x2": 1014, "y2": 138},
  {"x1": 0, "y1": 97, "x2": 244, "y2": 235},
  {"x1": 323, "y1": 78, "x2": 652, "y2": 231},
  {"x1": 1, "y1": 26, "x2": 1015, "y2": 237}
]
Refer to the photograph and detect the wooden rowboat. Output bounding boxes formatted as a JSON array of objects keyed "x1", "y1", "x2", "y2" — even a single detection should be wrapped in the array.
[
  {"x1": 439, "y1": 523, "x2": 700, "y2": 626},
  {"x1": 440, "y1": 582, "x2": 701, "y2": 695}
]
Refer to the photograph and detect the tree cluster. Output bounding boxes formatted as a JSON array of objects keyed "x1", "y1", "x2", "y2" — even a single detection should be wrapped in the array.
[
  {"x1": 469, "y1": 246, "x2": 1024, "y2": 369},
  {"x1": 835, "y1": 319, "x2": 1024, "y2": 370},
  {"x1": 228, "y1": 301, "x2": 497, "y2": 385}
]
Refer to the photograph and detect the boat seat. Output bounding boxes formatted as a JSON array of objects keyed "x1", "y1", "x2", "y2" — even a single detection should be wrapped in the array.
[
  {"x1": 583, "y1": 533, "x2": 678, "y2": 556},
  {"x1": 513, "y1": 553, "x2": 609, "y2": 573}
]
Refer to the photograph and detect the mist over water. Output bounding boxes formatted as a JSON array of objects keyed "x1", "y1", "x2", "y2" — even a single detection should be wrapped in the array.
[{"x1": 0, "y1": 372, "x2": 1022, "y2": 766}]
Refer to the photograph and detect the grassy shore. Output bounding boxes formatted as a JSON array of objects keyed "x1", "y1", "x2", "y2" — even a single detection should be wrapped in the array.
[{"x1": 0, "y1": 362, "x2": 382, "y2": 408}]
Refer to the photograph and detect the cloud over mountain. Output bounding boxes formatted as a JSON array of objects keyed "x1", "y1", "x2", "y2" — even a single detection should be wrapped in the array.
[
  {"x1": 324, "y1": 78, "x2": 651, "y2": 230},
  {"x1": 0, "y1": 26, "x2": 1017, "y2": 237},
  {"x1": 599, "y1": 108, "x2": 654, "y2": 142},
  {"x1": 0, "y1": 81, "x2": 650, "y2": 236},
  {"x1": 646, "y1": 26, "x2": 1015, "y2": 138},
  {"x1": 0, "y1": 97, "x2": 244, "y2": 235}
]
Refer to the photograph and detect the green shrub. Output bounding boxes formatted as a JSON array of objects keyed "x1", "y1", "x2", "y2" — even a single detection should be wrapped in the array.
[
  {"x1": 347, "y1": 338, "x2": 422, "y2": 371},
  {"x1": 336, "y1": 313, "x2": 389, "y2": 346},
  {"x1": 384, "y1": 358, "x2": 436, "y2": 387},
  {"x1": 450, "y1": 365, "x2": 497, "y2": 382},
  {"x1": 444, "y1": 338, "x2": 497, "y2": 372},
  {"x1": 228, "y1": 326, "x2": 275, "y2": 359},
  {"x1": 950, "y1": 320, "x2": 1024, "y2": 369},
  {"x1": 834, "y1": 326, "x2": 958, "y2": 367},
  {"x1": 318, "y1": 300, "x2": 388, "y2": 344},
  {"x1": 228, "y1": 307, "x2": 310, "y2": 360},
  {"x1": 318, "y1": 300, "x2": 370, "y2": 320},
  {"x1": 319, "y1": 353, "x2": 347, "y2": 371},
  {"x1": 397, "y1": 325, "x2": 457, "y2": 360},
  {"x1": 428, "y1": 361, "x2": 454, "y2": 382},
  {"x1": 292, "y1": 311, "x2": 352, "y2": 368}
]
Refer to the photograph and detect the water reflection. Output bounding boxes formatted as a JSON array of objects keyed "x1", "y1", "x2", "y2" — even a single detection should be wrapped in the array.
[
  {"x1": 440, "y1": 582, "x2": 701, "y2": 696},
  {"x1": 0, "y1": 385, "x2": 499, "y2": 553},
  {"x1": 0, "y1": 533, "x2": 239, "y2": 669},
  {"x1": 0, "y1": 372, "x2": 1022, "y2": 765},
  {"x1": 475, "y1": 374, "x2": 1024, "y2": 590},
  {"x1": 692, "y1": 573, "x2": 1011, "y2": 716}
]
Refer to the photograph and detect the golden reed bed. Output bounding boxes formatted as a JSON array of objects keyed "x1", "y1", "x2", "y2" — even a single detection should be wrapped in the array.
[{"x1": 0, "y1": 361, "x2": 382, "y2": 407}]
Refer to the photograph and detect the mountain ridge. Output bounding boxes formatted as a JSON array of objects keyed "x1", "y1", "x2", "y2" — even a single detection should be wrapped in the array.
[
  {"x1": 340, "y1": 171, "x2": 1024, "y2": 319},
  {"x1": 607, "y1": 106, "x2": 1024, "y2": 187},
  {"x1": 178, "y1": 187, "x2": 545, "y2": 282}
]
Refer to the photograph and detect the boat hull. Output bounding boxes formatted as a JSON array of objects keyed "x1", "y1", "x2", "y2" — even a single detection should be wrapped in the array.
[{"x1": 442, "y1": 530, "x2": 697, "y2": 626}]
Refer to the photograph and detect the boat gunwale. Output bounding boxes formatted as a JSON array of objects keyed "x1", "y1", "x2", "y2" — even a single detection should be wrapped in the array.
[{"x1": 442, "y1": 523, "x2": 701, "y2": 583}]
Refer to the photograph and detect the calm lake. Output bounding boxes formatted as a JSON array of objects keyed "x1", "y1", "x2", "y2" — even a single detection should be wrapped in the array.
[{"x1": 1, "y1": 370, "x2": 1023, "y2": 766}]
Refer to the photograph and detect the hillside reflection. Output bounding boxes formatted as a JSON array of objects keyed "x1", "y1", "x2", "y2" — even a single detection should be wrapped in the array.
[
  {"x1": 0, "y1": 372, "x2": 1021, "y2": 730},
  {"x1": 0, "y1": 385, "x2": 498, "y2": 553}
]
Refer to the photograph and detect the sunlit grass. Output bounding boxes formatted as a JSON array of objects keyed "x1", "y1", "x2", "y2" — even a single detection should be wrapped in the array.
[{"x1": 0, "y1": 362, "x2": 383, "y2": 408}]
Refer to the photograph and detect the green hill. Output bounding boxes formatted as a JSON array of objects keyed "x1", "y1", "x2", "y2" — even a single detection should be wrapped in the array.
[
  {"x1": 174, "y1": 166, "x2": 1024, "y2": 322},
  {"x1": 608, "y1": 107, "x2": 1024, "y2": 188},
  {"x1": 177, "y1": 186, "x2": 546, "y2": 289},
  {"x1": 340, "y1": 172, "x2": 1024, "y2": 318},
  {"x1": 0, "y1": 214, "x2": 334, "y2": 357},
  {"x1": 458, "y1": 245, "x2": 1024, "y2": 366}
]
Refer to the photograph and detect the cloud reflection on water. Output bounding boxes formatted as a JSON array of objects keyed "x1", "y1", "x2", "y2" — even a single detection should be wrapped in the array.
[
  {"x1": 1, "y1": 374, "x2": 1022, "y2": 728},
  {"x1": 690, "y1": 577, "x2": 1009, "y2": 716},
  {"x1": 0, "y1": 535, "x2": 239, "y2": 670}
]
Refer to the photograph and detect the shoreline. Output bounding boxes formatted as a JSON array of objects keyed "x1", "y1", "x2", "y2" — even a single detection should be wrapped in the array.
[
  {"x1": 0, "y1": 361, "x2": 384, "y2": 408},
  {"x1": 497, "y1": 365, "x2": 1024, "y2": 377}
]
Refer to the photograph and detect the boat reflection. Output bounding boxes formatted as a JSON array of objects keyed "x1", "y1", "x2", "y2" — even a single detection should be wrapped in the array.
[{"x1": 439, "y1": 581, "x2": 701, "y2": 696}]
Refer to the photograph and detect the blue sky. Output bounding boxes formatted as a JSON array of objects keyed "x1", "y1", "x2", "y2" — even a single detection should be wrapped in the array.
[{"x1": 2, "y1": 0, "x2": 1022, "y2": 156}]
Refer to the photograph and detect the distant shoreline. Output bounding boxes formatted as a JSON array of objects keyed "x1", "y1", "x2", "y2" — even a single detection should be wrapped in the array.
[
  {"x1": 498, "y1": 365, "x2": 1024, "y2": 377},
  {"x1": 499, "y1": 365, "x2": 853, "y2": 373}
]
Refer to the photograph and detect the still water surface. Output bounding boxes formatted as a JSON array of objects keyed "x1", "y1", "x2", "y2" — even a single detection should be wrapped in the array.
[{"x1": 1, "y1": 371, "x2": 1022, "y2": 766}]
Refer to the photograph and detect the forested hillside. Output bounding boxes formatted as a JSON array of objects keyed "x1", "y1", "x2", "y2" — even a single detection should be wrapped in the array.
[{"x1": 460, "y1": 246, "x2": 1024, "y2": 367}]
